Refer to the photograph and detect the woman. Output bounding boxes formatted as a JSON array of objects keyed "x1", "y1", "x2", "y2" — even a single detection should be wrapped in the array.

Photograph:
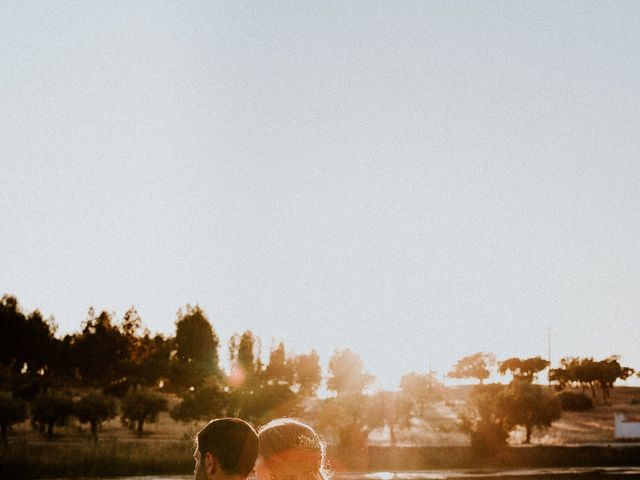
[{"x1": 256, "y1": 418, "x2": 331, "y2": 480}]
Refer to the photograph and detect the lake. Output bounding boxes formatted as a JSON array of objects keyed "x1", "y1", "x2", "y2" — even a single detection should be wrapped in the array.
[{"x1": 82, "y1": 468, "x2": 640, "y2": 480}]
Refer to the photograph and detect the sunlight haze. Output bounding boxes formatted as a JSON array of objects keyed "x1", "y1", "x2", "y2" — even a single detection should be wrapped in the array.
[{"x1": 2, "y1": 1, "x2": 640, "y2": 389}]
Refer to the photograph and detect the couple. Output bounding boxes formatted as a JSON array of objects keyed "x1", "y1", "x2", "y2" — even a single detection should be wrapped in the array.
[{"x1": 194, "y1": 417, "x2": 329, "y2": 480}]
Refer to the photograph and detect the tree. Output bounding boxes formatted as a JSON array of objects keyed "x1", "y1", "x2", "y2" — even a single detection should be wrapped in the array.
[
  {"x1": 70, "y1": 309, "x2": 130, "y2": 387},
  {"x1": 292, "y1": 350, "x2": 322, "y2": 397},
  {"x1": 592, "y1": 356, "x2": 634, "y2": 403},
  {"x1": 448, "y1": 352, "x2": 495, "y2": 384},
  {"x1": 400, "y1": 372, "x2": 443, "y2": 416},
  {"x1": 171, "y1": 380, "x2": 227, "y2": 423},
  {"x1": 121, "y1": 389, "x2": 168, "y2": 438},
  {"x1": 317, "y1": 393, "x2": 382, "y2": 453},
  {"x1": 327, "y1": 349, "x2": 374, "y2": 396},
  {"x1": 498, "y1": 357, "x2": 549, "y2": 383},
  {"x1": 550, "y1": 356, "x2": 634, "y2": 404},
  {"x1": 265, "y1": 342, "x2": 294, "y2": 386},
  {"x1": 499, "y1": 381, "x2": 561, "y2": 443},
  {"x1": 0, "y1": 295, "x2": 59, "y2": 378},
  {"x1": 228, "y1": 330, "x2": 262, "y2": 388},
  {"x1": 0, "y1": 391, "x2": 26, "y2": 446},
  {"x1": 31, "y1": 390, "x2": 73, "y2": 441},
  {"x1": 170, "y1": 305, "x2": 221, "y2": 391},
  {"x1": 226, "y1": 333, "x2": 300, "y2": 423},
  {"x1": 369, "y1": 391, "x2": 413, "y2": 445},
  {"x1": 458, "y1": 384, "x2": 509, "y2": 454},
  {"x1": 228, "y1": 382, "x2": 300, "y2": 424},
  {"x1": 75, "y1": 392, "x2": 118, "y2": 442},
  {"x1": 550, "y1": 357, "x2": 598, "y2": 396}
]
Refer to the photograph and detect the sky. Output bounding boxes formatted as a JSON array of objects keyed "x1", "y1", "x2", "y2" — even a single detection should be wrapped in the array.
[{"x1": 2, "y1": 1, "x2": 640, "y2": 390}]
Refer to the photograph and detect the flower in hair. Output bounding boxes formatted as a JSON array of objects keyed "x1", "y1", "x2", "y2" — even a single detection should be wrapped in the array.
[{"x1": 296, "y1": 434, "x2": 320, "y2": 451}]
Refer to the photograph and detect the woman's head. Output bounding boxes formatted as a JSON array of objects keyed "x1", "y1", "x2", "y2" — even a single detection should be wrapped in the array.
[{"x1": 257, "y1": 418, "x2": 330, "y2": 480}]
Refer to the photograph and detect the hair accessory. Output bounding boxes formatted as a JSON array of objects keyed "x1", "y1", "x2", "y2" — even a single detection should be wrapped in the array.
[{"x1": 296, "y1": 434, "x2": 320, "y2": 451}]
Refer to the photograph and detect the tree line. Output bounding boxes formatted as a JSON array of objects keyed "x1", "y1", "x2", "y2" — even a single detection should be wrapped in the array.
[{"x1": 1, "y1": 294, "x2": 637, "y2": 452}]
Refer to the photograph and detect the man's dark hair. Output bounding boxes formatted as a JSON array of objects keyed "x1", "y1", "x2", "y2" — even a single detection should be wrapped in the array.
[{"x1": 197, "y1": 418, "x2": 258, "y2": 476}]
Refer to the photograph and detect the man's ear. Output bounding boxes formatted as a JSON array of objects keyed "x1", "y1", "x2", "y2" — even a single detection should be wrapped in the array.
[{"x1": 205, "y1": 452, "x2": 217, "y2": 475}]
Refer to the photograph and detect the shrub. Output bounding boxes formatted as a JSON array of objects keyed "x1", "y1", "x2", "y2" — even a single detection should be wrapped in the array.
[{"x1": 557, "y1": 391, "x2": 594, "y2": 411}]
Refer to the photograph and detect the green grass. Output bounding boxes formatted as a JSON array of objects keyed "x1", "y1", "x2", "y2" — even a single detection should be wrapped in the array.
[{"x1": 0, "y1": 440, "x2": 194, "y2": 479}]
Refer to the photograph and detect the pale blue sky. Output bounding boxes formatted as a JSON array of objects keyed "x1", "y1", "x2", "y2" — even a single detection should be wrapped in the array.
[{"x1": 2, "y1": 1, "x2": 640, "y2": 389}]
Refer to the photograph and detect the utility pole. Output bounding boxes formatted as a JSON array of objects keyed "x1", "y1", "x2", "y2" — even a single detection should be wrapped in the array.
[{"x1": 547, "y1": 327, "x2": 552, "y2": 387}]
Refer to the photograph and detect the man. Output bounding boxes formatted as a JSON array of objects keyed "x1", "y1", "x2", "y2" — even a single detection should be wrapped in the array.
[{"x1": 194, "y1": 418, "x2": 259, "y2": 480}]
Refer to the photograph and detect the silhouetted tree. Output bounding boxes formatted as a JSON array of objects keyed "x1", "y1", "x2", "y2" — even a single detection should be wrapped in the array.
[
  {"x1": 228, "y1": 382, "x2": 300, "y2": 424},
  {"x1": 70, "y1": 309, "x2": 130, "y2": 387},
  {"x1": 593, "y1": 356, "x2": 634, "y2": 403},
  {"x1": 498, "y1": 357, "x2": 549, "y2": 383},
  {"x1": 449, "y1": 352, "x2": 495, "y2": 384},
  {"x1": 0, "y1": 391, "x2": 26, "y2": 446},
  {"x1": 170, "y1": 305, "x2": 220, "y2": 391},
  {"x1": 171, "y1": 379, "x2": 227, "y2": 422},
  {"x1": 550, "y1": 356, "x2": 634, "y2": 403},
  {"x1": 121, "y1": 389, "x2": 167, "y2": 438},
  {"x1": 75, "y1": 392, "x2": 118, "y2": 442},
  {"x1": 31, "y1": 390, "x2": 73, "y2": 441},
  {"x1": 0, "y1": 295, "x2": 59, "y2": 379}
]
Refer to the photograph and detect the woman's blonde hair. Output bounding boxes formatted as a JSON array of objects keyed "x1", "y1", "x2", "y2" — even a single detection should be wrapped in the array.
[{"x1": 258, "y1": 418, "x2": 331, "y2": 480}]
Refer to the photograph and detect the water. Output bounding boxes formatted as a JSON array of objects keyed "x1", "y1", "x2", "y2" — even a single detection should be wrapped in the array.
[{"x1": 84, "y1": 469, "x2": 640, "y2": 480}]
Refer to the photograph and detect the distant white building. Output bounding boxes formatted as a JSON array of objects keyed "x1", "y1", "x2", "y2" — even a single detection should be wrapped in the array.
[{"x1": 614, "y1": 412, "x2": 640, "y2": 439}]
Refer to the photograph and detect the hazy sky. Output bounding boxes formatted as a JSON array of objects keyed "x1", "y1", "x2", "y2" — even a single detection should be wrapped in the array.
[{"x1": 2, "y1": 2, "x2": 640, "y2": 389}]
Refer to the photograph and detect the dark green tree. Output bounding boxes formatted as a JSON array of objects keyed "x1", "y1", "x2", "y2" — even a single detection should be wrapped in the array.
[
  {"x1": 170, "y1": 305, "x2": 220, "y2": 391},
  {"x1": 121, "y1": 389, "x2": 168, "y2": 438},
  {"x1": 0, "y1": 295, "x2": 59, "y2": 378},
  {"x1": 170, "y1": 380, "x2": 227, "y2": 423},
  {"x1": 75, "y1": 392, "x2": 118, "y2": 442},
  {"x1": 70, "y1": 309, "x2": 130, "y2": 387},
  {"x1": 31, "y1": 390, "x2": 73, "y2": 441},
  {"x1": 0, "y1": 391, "x2": 27, "y2": 445}
]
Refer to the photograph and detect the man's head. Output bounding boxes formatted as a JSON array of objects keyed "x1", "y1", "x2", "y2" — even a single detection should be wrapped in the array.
[{"x1": 194, "y1": 418, "x2": 259, "y2": 480}]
